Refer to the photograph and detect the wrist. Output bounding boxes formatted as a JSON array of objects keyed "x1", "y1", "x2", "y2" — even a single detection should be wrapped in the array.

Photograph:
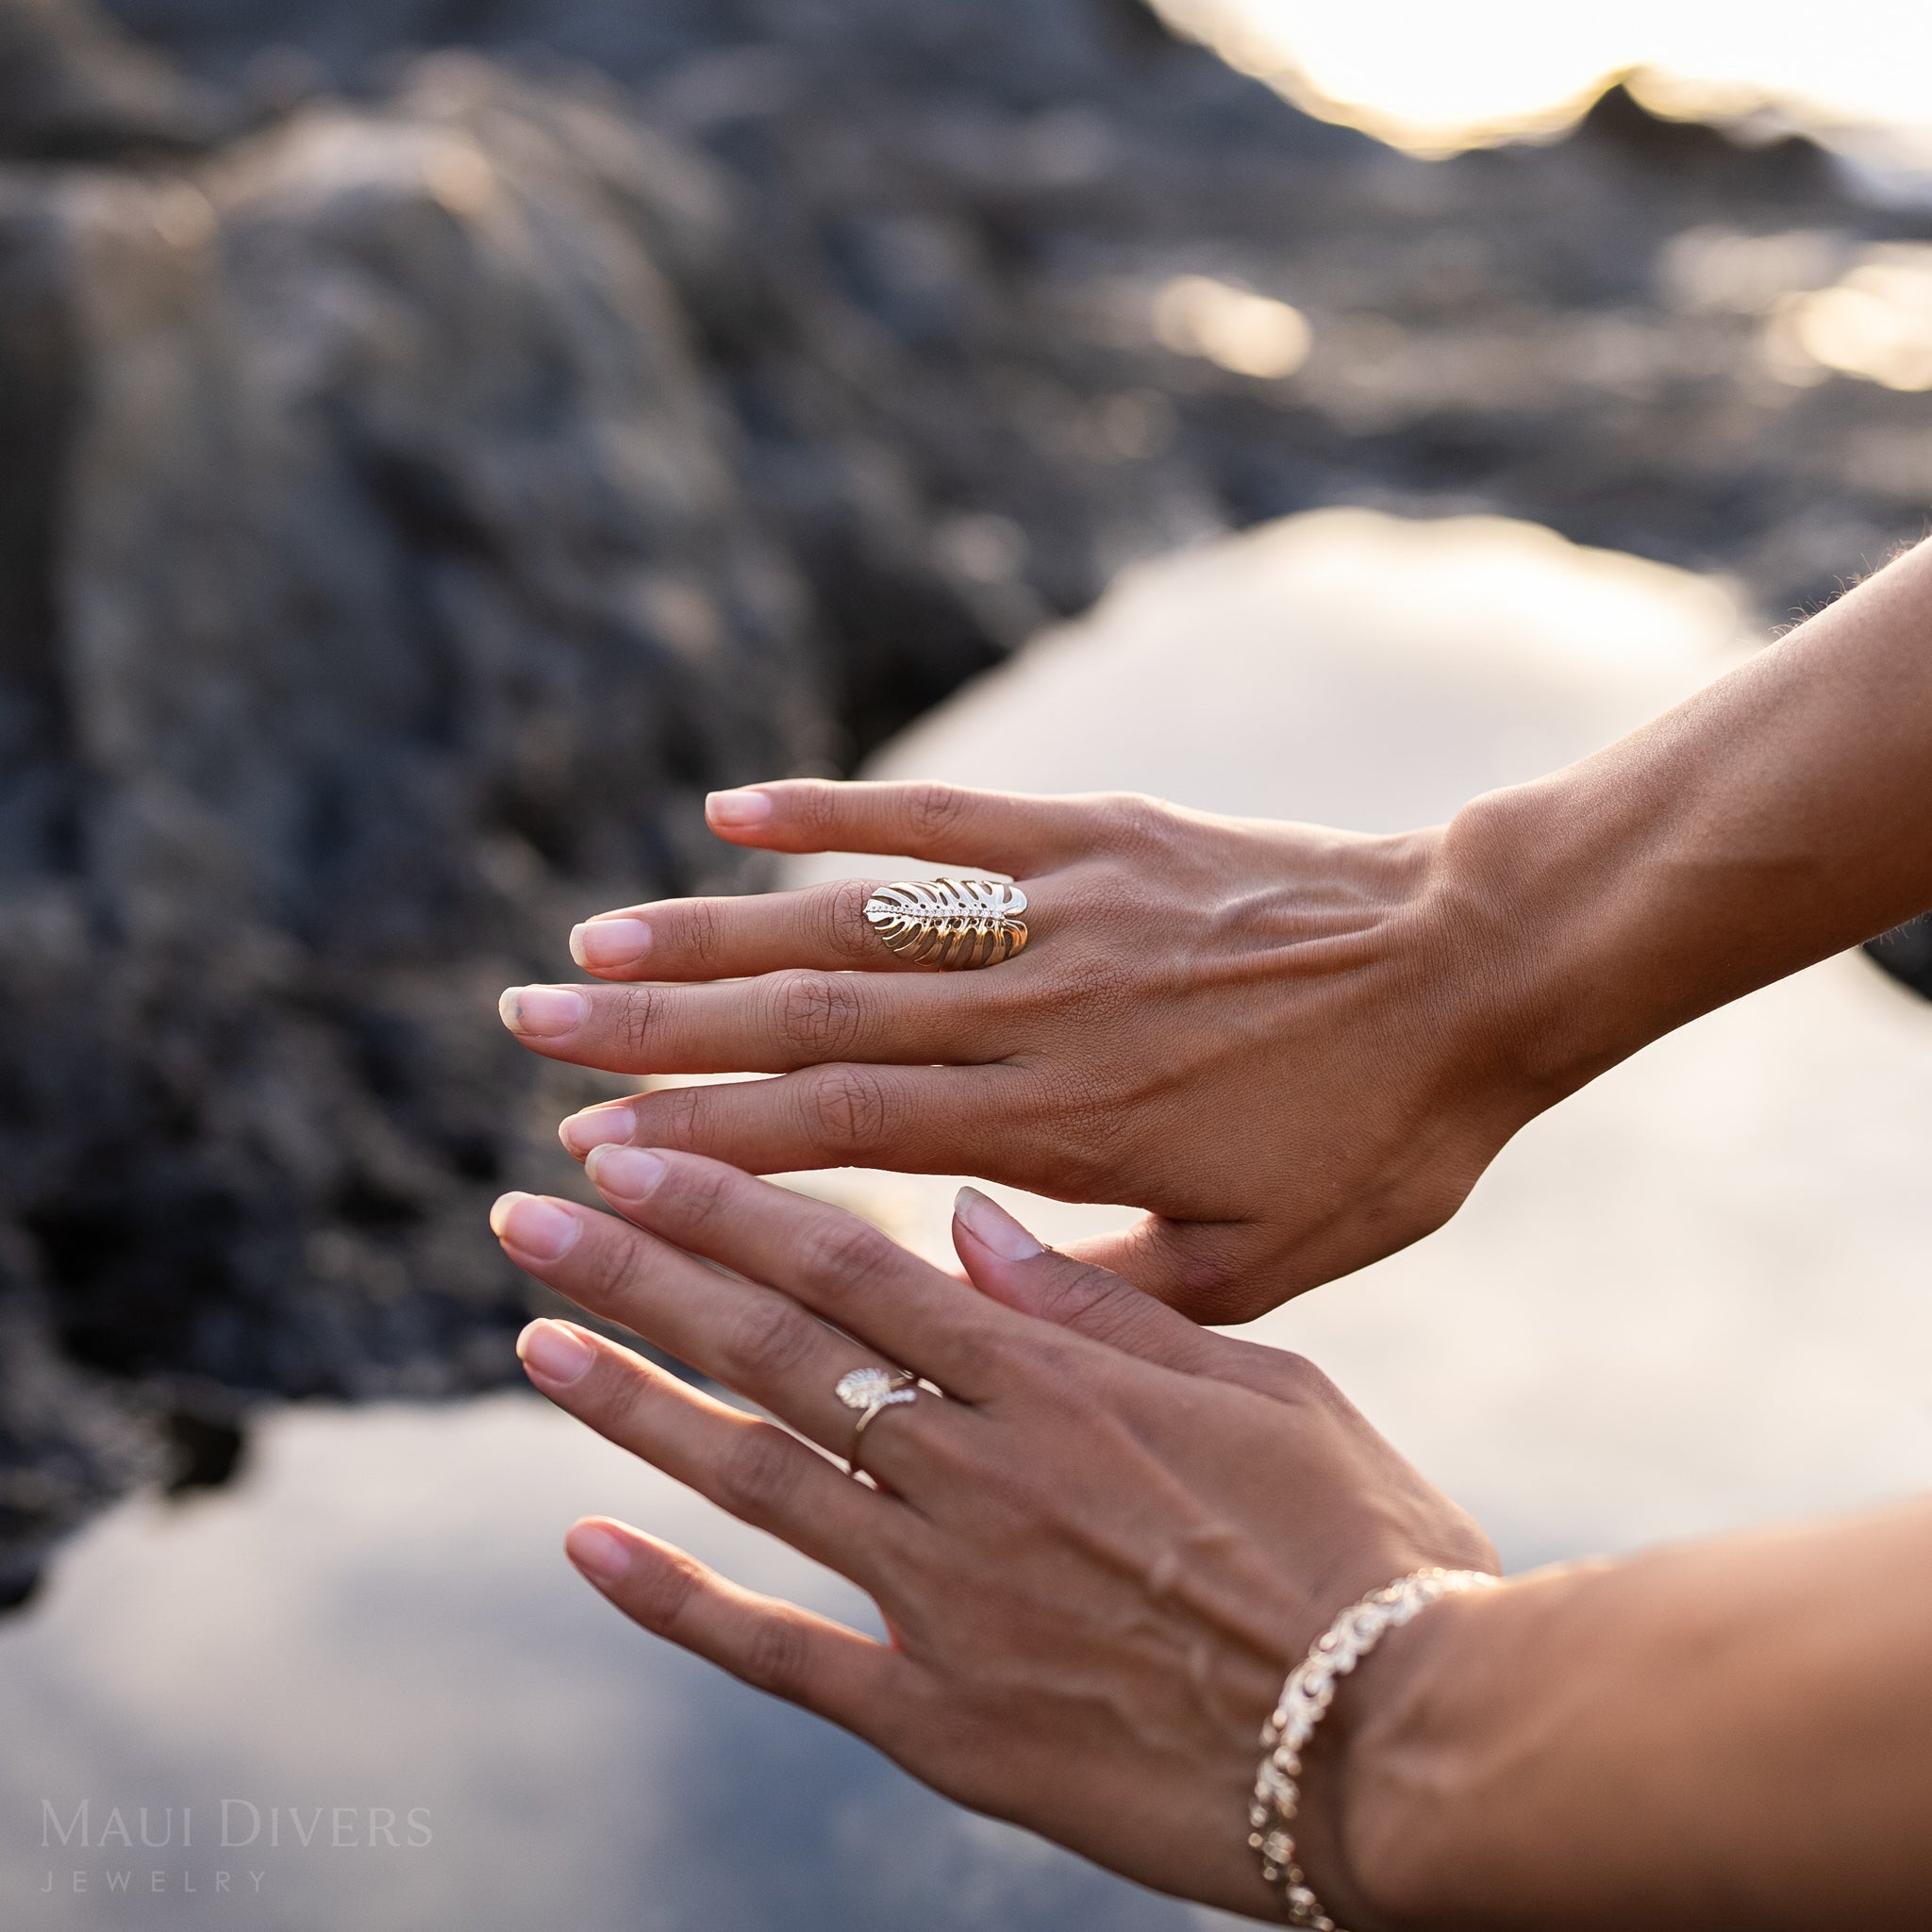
[
  {"x1": 1254, "y1": 1574, "x2": 1508, "y2": 1932},
  {"x1": 1324, "y1": 1566, "x2": 1591, "y2": 1928},
  {"x1": 1436, "y1": 776, "x2": 1680, "y2": 1108},
  {"x1": 1324, "y1": 1580, "x2": 1498, "y2": 1929}
]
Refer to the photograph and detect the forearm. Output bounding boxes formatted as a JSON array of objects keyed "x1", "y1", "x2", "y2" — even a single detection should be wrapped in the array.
[
  {"x1": 1451, "y1": 536, "x2": 1932, "y2": 1099},
  {"x1": 1339, "y1": 1499, "x2": 1932, "y2": 1928}
]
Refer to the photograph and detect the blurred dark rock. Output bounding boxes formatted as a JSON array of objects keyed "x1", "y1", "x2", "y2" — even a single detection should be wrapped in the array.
[
  {"x1": 0, "y1": 0, "x2": 229, "y2": 158},
  {"x1": 0, "y1": 1251, "x2": 161, "y2": 1607},
  {"x1": 1864, "y1": 912, "x2": 1932, "y2": 998},
  {"x1": 158, "y1": 1403, "x2": 245, "y2": 1493},
  {"x1": 0, "y1": 54, "x2": 865, "y2": 1594},
  {"x1": 88, "y1": 0, "x2": 1932, "y2": 623},
  {"x1": 8, "y1": 0, "x2": 1932, "y2": 1592}
]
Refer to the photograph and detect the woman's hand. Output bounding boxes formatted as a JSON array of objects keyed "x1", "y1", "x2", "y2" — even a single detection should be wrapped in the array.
[
  {"x1": 500, "y1": 780, "x2": 1544, "y2": 1322},
  {"x1": 490, "y1": 1153, "x2": 1496, "y2": 1922},
  {"x1": 500, "y1": 541, "x2": 1932, "y2": 1324}
]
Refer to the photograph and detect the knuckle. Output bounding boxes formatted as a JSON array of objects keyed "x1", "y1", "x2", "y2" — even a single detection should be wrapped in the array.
[
  {"x1": 790, "y1": 780, "x2": 842, "y2": 840},
  {"x1": 902, "y1": 781, "x2": 968, "y2": 844},
  {"x1": 602, "y1": 1355, "x2": 671, "y2": 1441},
  {"x1": 798, "y1": 1064, "x2": 891, "y2": 1153},
  {"x1": 666, "y1": 1154, "x2": 738, "y2": 1231},
  {"x1": 741, "y1": 1612, "x2": 816, "y2": 1702},
  {"x1": 612, "y1": 984, "x2": 663, "y2": 1058},
  {"x1": 641, "y1": 1082, "x2": 707, "y2": 1147},
  {"x1": 717, "y1": 1424, "x2": 805, "y2": 1521},
  {"x1": 627, "y1": 1546, "x2": 703, "y2": 1633},
  {"x1": 678, "y1": 898, "x2": 724, "y2": 973},
  {"x1": 1094, "y1": 791, "x2": 1171, "y2": 854},
  {"x1": 1031, "y1": 1263, "x2": 1128, "y2": 1334},
  {"x1": 792, "y1": 1213, "x2": 898, "y2": 1301},
  {"x1": 773, "y1": 969, "x2": 866, "y2": 1058},
  {"x1": 570, "y1": 1228, "x2": 646, "y2": 1315},
  {"x1": 824, "y1": 879, "x2": 880, "y2": 962},
  {"x1": 719, "y1": 1296, "x2": 823, "y2": 1386},
  {"x1": 1263, "y1": 1347, "x2": 1334, "y2": 1404}
]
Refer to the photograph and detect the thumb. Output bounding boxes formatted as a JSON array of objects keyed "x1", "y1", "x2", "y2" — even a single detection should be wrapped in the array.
[
  {"x1": 1064, "y1": 1214, "x2": 1281, "y2": 1327},
  {"x1": 950, "y1": 1189, "x2": 1295, "y2": 1398}
]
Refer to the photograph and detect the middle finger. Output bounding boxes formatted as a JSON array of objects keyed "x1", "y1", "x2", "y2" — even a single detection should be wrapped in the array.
[
  {"x1": 583, "y1": 1149, "x2": 1018, "y2": 1404},
  {"x1": 498, "y1": 969, "x2": 1008, "y2": 1075},
  {"x1": 489, "y1": 1190, "x2": 979, "y2": 1476}
]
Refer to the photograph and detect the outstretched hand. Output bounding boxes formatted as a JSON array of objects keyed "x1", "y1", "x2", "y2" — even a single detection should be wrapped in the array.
[
  {"x1": 500, "y1": 779, "x2": 1541, "y2": 1322},
  {"x1": 491, "y1": 1154, "x2": 1494, "y2": 1922}
]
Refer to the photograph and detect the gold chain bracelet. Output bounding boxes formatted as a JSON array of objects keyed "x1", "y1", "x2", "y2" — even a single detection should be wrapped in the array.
[{"x1": 1249, "y1": 1567, "x2": 1500, "y2": 1929}]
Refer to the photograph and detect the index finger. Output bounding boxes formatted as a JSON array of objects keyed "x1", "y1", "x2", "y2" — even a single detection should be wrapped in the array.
[{"x1": 702, "y1": 778, "x2": 1108, "y2": 874}]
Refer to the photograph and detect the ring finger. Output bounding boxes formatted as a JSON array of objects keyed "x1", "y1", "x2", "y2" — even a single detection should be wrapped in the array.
[
  {"x1": 569, "y1": 878, "x2": 941, "y2": 980},
  {"x1": 499, "y1": 966, "x2": 1012, "y2": 1076}
]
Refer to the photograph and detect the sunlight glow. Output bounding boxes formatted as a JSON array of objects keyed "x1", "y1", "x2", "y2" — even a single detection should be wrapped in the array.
[
  {"x1": 1772, "y1": 247, "x2": 1932, "y2": 391},
  {"x1": 1158, "y1": 0, "x2": 1932, "y2": 164},
  {"x1": 1658, "y1": 228, "x2": 1844, "y2": 316},
  {"x1": 1152, "y1": 275, "x2": 1313, "y2": 379}
]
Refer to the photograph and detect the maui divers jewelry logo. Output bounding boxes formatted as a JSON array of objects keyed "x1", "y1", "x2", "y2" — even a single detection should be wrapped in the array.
[{"x1": 34, "y1": 1798, "x2": 433, "y2": 1900}]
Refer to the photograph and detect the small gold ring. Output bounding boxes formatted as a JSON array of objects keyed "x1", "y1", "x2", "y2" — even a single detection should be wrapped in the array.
[
  {"x1": 863, "y1": 879, "x2": 1028, "y2": 970},
  {"x1": 835, "y1": 1366, "x2": 919, "y2": 1476}
]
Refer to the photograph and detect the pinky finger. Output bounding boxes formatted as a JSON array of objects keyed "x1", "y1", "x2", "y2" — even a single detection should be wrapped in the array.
[{"x1": 565, "y1": 1517, "x2": 920, "y2": 1738}]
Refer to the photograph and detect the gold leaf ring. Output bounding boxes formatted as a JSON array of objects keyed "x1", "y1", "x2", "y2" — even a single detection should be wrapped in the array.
[
  {"x1": 835, "y1": 1365, "x2": 920, "y2": 1476},
  {"x1": 862, "y1": 878, "x2": 1029, "y2": 969}
]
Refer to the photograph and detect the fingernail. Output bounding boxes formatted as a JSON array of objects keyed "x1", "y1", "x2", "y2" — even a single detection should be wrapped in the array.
[
  {"x1": 586, "y1": 1144, "x2": 667, "y2": 1202},
  {"x1": 566, "y1": 1521, "x2": 633, "y2": 1584},
  {"x1": 490, "y1": 1192, "x2": 582, "y2": 1261},
  {"x1": 517, "y1": 1318, "x2": 595, "y2": 1386},
  {"x1": 706, "y1": 788, "x2": 773, "y2": 827},
  {"x1": 558, "y1": 1105, "x2": 636, "y2": 1157},
  {"x1": 570, "y1": 918, "x2": 652, "y2": 970},
  {"x1": 954, "y1": 1186, "x2": 1043, "y2": 1261},
  {"x1": 498, "y1": 985, "x2": 589, "y2": 1037}
]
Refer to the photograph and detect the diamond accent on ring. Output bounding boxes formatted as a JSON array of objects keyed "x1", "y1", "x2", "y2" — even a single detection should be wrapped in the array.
[{"x1": 836, "y1": 1367, "x2": 914, "y2": 1411}]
